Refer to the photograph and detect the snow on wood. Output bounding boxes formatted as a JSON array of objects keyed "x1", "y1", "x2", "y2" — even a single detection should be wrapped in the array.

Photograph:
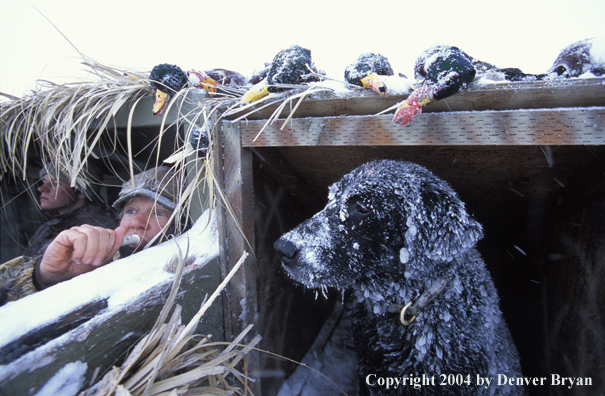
[
  {"x1": 0, "y1": 209, "x2": 218, "y2": 349},
  {"x1": 239, "y1": 107, "x2": 605, "y2": 147},
  {"x1": 0, "y1": 209, "x2": 220, "y2": 394}
]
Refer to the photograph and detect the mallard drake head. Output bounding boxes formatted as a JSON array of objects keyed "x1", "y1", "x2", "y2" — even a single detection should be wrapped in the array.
[
  {"x1": 240, "y1": 78, "x2": 288, "y2": 105},
  {"x1": 393, "y1": 46, "x2": 475, "y2": 126},
  {"x1": 345, "y1": 53, "x2": 394, "y2": 96},
  {"x1": 414, "y1": 45, "x2": 476, "y2": 100},
  {"x1": 150, "y1": 64, "x2": 188, "y2": 115},
  {"x1": 392, "y1": 85, "x2": 437, "y2": 126},
  {"x1": 241, "y1": 45, "x2": 321, "y2": 104},
  {"x1": 187, "y1": 70, "x2": 218, "y2": 93}
]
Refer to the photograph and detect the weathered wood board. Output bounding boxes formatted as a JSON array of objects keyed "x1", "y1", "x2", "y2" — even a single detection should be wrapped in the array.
[
  {"x1": 241, "y1": 107, "x2": 605, "y2": 147},
  {"x1": 0, "y1": 259, "x2": 222, "y2": 395},
  {"x1": 225, "y1": 77, "x2": 605, "y2": 121},
  {"x1": 0, "y1": 212, "x2": 221, "y2": 395}
]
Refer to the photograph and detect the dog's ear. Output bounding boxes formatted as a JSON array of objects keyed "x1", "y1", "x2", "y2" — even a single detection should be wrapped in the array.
[{"x1": 416, "y1": 181, "x2": 484, "y2": 262}]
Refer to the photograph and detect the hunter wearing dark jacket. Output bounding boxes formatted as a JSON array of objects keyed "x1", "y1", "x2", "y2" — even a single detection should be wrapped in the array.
[{"x1": 0, "y1": 166, "x2": 183, "y2": 306}]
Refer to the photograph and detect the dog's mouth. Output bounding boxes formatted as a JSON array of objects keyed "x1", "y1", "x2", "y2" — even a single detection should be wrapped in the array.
[
  {"x1": 281, "y1": 262, "x2": 322, "y2": 285},
  {"x1": 281, "y1": 263, "x2": 343, "y2": 299}
]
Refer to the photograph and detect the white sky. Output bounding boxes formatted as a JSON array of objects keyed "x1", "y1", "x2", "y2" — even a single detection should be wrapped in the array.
[{"x1": 1, "y1": 0, "x2": 604, "y2": 99}]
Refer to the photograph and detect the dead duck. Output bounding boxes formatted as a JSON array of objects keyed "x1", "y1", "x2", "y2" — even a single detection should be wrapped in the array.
[
  {"x1": 187, "y1": 68, "x2": 247, "y2": 93},
  {"x1": 150, "y1": 63, "x2": 189, "y2": 115},
  {"x1": 344, "y1": 52, "x2": 394, "y2": 96},
  {"x1": 241, "y1": 45, "x2": 323, "y2": 104},
  {"x1": 248, "y1": 63, "x2": 271, "y2": 85},
  {"x1": 547, "y1": 37, "x2": 605, "y2": 78},
  {"x1": 393, "y1": 45, "x2": 476, "y2": 126},
  {"x1": 470, "y1": 54, "x2": 549, "y2": 82},
  {"x1": 495, "y1": 67, "x2": 545, "y2": 82}
]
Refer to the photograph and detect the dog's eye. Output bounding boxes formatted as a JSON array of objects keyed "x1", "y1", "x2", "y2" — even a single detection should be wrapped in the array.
[
  {"x1": 348, "y1": 201, "x2": 371, "y2": 217},
  {"x1": 356, "y1": 203, "x2": 370, "y2": 213}
]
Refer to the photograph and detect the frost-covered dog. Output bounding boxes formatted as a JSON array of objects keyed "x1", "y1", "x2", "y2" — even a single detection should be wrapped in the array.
[{"x1": 274, "y1": 160, "x2": 526, "y2": 396}]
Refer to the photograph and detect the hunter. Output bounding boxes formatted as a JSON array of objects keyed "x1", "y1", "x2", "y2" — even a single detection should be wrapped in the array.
[{"x1": 0, "y1": 166, "x2": 185, "y2": 306}]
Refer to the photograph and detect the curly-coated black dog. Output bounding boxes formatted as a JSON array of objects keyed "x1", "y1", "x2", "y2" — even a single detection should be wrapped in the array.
[{"x1": 275, "y1": 160, "x2": 526, "y2": 395}]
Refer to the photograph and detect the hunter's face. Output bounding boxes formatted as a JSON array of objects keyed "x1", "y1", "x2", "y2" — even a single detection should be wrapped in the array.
[
  {"x1": 120, "y1": 197, "x2": 173, "y2": 247},
  {"x1": 38, "y1": 175, "x2": 77, "y2": 211}
]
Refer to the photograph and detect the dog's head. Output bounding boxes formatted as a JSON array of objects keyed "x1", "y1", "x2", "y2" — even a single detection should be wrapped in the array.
[{"x1": 274, "y1": 160, "x2": 483, "y2": 290}]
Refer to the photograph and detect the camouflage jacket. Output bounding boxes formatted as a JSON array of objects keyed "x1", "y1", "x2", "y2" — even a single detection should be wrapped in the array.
[
  {"x1": 1, "y1": 204, "x2": 117, "y2": 307},
  {"x1": 0, "y1": 256, "x2": 39, "y2": 306},
  {"x1": 0, "y1": 249, "x2": 128, "y2": 307},
  {"x1": 26, "y1": 202, "x2": 117, "y2": 257}
]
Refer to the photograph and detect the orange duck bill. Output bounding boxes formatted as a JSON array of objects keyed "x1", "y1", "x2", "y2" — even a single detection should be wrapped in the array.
[
  {"x1": 153, "y1": 89, "x2": 170, "y2": 116},
  {"x1": 360, "y1": 72, "x2": 388, "y2": 96},
  {"x1": 187, "y1": 70, "x2": 219, "y2": 94},
  {"x1": 240, "y1": 80, "x2": 271, "y2": 104}
]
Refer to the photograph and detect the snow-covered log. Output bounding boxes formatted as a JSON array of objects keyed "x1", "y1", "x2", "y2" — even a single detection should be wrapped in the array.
[{"x1": 0, "y1": 210, "x2": 220, "y2": 395}]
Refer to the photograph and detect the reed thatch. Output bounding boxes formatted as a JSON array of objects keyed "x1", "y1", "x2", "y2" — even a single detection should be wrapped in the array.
[
  {"x1": 80, "y1": 252, "x2": 260, "y2": 396},
  {"x1": 1, "y1": 59, "x2": 220, "y2": 241},
  {"x1": 0, "y1": 56, "x2": 343, "y2": 395},
  {"x1": 1, "y1": 62, "x2": 147, "y2": 180}
]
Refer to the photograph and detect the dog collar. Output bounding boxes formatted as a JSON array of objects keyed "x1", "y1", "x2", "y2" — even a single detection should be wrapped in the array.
[{"x1": 387, "y1": 278, "x2": 447, "y2": 326}]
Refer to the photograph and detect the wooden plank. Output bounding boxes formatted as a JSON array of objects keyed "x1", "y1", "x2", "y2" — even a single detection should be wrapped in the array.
[
  {"x1": 0, "y1": 257, "x2": 223, "y2": 395},
  {"x1": 215, "y1": 120, "x2": 261, "y2": 393},
  {"x1": 0, "y1": 300, "x2": 108, "y2": 364},
  {"x1": 424, "y1": 76, "x2": 605, "y2": 113},
  {"x1": 224, "y1": 77, "x2": 605, "y2": 121},
  {"x1": 240, "y1": 107, "x2": 605, "y2": 147},
  {"x1": 215, "y1": 120, "x2": 258, "y2": 335}
]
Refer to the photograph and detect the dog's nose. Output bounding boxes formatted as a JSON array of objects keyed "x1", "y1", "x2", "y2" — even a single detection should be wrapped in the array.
[{"x1": 274, "y1": 238, "x2": 299, "y2": 265}]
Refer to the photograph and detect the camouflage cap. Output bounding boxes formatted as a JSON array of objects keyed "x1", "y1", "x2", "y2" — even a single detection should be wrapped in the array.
[{"x1": 113, "y1": 166, "x2": 182, "y2": 211}]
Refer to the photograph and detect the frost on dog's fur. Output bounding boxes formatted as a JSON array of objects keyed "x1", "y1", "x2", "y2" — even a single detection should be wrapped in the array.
[{"x1": 275, "y1": 160, "x2": 526, "y2": 396}]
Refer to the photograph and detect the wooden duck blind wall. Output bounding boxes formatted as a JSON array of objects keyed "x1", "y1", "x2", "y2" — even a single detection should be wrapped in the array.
[
  {"x1": 231, "y1": 77, "x2": 605, "y2": 147},
  {"x1": 221, "y1": 77, "x2": 605, "y2": 395},
  {"x1": 233, "y1": 77, "x2": 605, "y2": 121},
  {"x1": 240, "y1": 108, "x2": 605, "y2": 147}
]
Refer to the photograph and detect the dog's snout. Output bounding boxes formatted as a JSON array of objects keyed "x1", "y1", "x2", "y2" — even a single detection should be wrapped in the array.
[{"x1": 274, "y1": 238, "x2": 299, "y2": 264}]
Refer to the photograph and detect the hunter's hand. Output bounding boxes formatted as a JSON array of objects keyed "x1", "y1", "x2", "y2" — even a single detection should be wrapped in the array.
[{"x1": 38, "y1": 225, "x2": 128, "y2": 287}]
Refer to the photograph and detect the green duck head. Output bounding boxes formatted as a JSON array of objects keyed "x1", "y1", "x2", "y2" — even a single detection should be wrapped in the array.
[
  {"x1": 150, "y1": 64, "x2": 188, "y2": 115},
  {"x1": 345, "y1": 52, "x2": 394, "y2": 96},
  {"x1": 241, "y1": 45, "x2": 320, "y2": 104},
  {"x1": 414, "y1": 45, "x2": 476, "y2": 100}
]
